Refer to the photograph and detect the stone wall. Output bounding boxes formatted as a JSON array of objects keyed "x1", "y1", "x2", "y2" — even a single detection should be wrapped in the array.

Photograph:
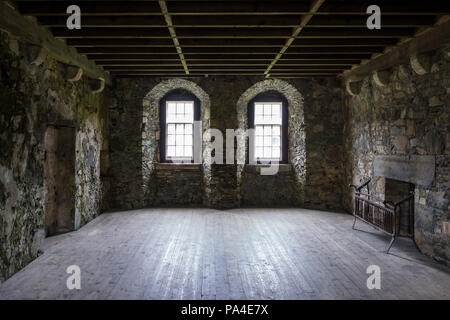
[
  {"x1": 110, "y1": 76, "x2": 345, "y2": 211},
  {"x1": 236, "y1": 79, "x2": 305, "y2": 207},
  {"x1": 240, "y1": 165, "x2": 298, "y2": 207},
  {"x1": 343, "y1": 45, "x2": 450, "y2": 265},
  {"x1": 142, "y1": 79, "x2": 212, "y2": 207},
  {"x1": 151, "y1": 164, "x2": 203, "y2": 206},
  {"x1": 0, "y1": 31, "x2": 108, "y2": 282}
]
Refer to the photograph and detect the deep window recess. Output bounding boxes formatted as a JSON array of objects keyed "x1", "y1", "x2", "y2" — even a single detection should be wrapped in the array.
[
  {"x1": 166, "y1": 101, "x2": 194, "y2": 161},
  {"x1": 248, "y1": 92, "x2": 288, "y2": 164},
  {"x1": 254, "y1": 102, "x2": 282, "y2": 161},
  {"x1": 160, "y1": 90, "x2": 200, "y2": 163}
]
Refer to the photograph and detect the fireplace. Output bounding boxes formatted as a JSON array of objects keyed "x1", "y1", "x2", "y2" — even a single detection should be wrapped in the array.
[
  {"x1": 384, "y1": 178, "x2": 414, "y2": 237},
  {"x1": 350, "y1": 155, "x2": 433, "y2": 252},
  {"x1": 373, "y1": 155, "x2": 436, "y2": 238}
]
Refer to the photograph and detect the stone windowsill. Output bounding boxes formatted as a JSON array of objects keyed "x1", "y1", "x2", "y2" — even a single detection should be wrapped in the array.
[
  {"x1": 154, "y1": 163, "x2": 202, "y2": 171},
  {"x1": 244, "y1": 164, "x2": 292, "y2": 173}
]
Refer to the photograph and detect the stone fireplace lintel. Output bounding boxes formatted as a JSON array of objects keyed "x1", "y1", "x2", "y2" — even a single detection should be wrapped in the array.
[{"x1": 374, "y1": 155, "x2": 435, "y2": 187}]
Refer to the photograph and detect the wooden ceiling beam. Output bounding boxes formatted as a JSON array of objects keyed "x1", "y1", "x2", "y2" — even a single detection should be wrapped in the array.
[
  {"x1": 264, "y1": 0, "x2": 327, "y2": 76},
  {"x1": 103, "y1": 66, "x2": 347, "y2": 71},
  {"x1": 66, "y1": 38, "x2": 398, "y2": 48},
  {"x1": 86, "y1": 53, "x2": 371, "y2": 60},
  {"x1": 99, "y1": 61, "x2": 360, "y2": 69},
  {"x1": 50, "y1": 27, "x2": 417, "y2": 39},
  {"x1": 109, "y1": 72, "x2": 341, "y2": 76},
  {"x1": 12, "y1": 1, "x2": 447, "y2": 79},
  {"x1": 36, "y1": 15, "x2": 436, "y2": 28},
  {"x1": 77, "y1": 46, "x2": 382, "y2": 55},
  {"x1": 96, "y1": 61, "x2": 359, "y2": 67},
  {"x1": 16, "y1": 1, "x2": 450, "y2": 16},
  {"x1": 158, "y1": 0, "x2": 189, "y2": 74}
]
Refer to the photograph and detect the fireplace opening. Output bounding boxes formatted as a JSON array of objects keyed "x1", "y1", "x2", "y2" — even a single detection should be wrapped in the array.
[{"x1": 384, "y1": 178, "x2": 415, "y2": 237}]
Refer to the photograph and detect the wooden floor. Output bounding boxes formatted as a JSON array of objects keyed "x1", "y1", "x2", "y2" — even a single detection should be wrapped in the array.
[{"x1": 1, "y1": 208, "x2": 449, "y2": 300}]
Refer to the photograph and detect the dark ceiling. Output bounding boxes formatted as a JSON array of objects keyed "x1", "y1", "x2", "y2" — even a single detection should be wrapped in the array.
[{"x1": 13, "y1": 0, "x2": 450, "y2": 78}]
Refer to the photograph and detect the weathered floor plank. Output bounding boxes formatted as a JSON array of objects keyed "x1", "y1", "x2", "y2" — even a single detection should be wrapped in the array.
[{"x1": 0, "y1": 208, "x2": 449, "y2": 300}]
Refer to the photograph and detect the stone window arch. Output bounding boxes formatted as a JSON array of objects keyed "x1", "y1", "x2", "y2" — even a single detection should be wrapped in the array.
[
  {"x1": 142, "y1": 79, "x2": 211, "y2": 202},
  {"x1": 236, "y1": 79, "x2": 306, "y2": 204}
]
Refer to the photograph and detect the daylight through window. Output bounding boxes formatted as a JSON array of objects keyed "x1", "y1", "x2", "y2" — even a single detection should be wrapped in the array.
[
  {"x1": 254, "y1": 102, "x2": 282, "y2": 161},
  {"x1": 166, "y1": 101, "x2": 194, "y2": 161}
]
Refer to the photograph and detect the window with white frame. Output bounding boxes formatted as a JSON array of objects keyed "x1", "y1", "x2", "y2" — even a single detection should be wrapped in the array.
[
  {"x1": 165, "y1": 101, "x2": 194, "y2": 161},
  {"x1": 254, "y1": 102, "x2": 282, "y2": 161}
]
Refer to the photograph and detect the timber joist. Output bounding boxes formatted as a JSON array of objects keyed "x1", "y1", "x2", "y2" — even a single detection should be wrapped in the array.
[{"x1": 2, "y1": 1, "x2": 449, "y2": 79}]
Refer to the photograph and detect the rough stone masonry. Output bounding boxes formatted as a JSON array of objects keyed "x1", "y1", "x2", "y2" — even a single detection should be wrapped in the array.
[
  {"x1": 343, "y1": 45, "x2": 450, "y2": 265},
  {"x1": 1, "y1": 35, "x2": 449, "y2": 284},
  {"x1": 0, "y1": 31, "x2": 109, "y2": 282}
]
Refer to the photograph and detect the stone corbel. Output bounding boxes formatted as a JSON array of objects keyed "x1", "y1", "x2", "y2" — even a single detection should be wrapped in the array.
[
  {"x1": 89, "y1": 77, "x2": 105, "y2": 93},
  {"x1": 27, "y1": 44, "x2": 48, "y2": 66},
  {"x1": 345, "y1": 80, "x2": 362, "y2": 96},
  {"x1": 66, "y1": 65, "x2": 83, "y2": 82},
  {"x1": 410, "y1": 52, "x2": 431, "y2": 75},
  {"x1": 58, "y1": 62, "x2": 83, "y2": 82},
  {"x1": 372, "y1": 69, "x2": 391, "y2": 87}
]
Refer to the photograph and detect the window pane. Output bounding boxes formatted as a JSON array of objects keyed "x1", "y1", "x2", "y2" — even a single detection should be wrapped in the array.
[
  {"x1": 167, "y1": 124, "x2": 175, "y2": 134},
  {"x1": 256, "y1": 136, "x2": 263, "y2": 147},
  {"x1": 180, "y1": 113, "x2": 187, "y2": 122},
  {"x1": 272, "y1": 114, "x2": 281, "y2": 123},
  {"x1": 166, "y1": 101, "x2": 195, "y2": 160},
  {"x1": 272, "y1": 104, "x2": 280, "y2": 115},
  {"x1": 168, "y1": 103, "x2": 176, "y2": 114},
  {"x1": 255, "y1": 104, "x2": 264, "y2": 115},
  {"x1": 184, "y1": 103, "x2": 193, "y2": 115},
  {"x1": 176, "y1": 103, "x2": 184, "y2": 114},
  {"x1": 253, "y1": 103, "x2": 283, "y2": 160},
  {"x1": 256, "y1": 147, "x2": 263, "y2": 158},
  {"x1": 176, "y1": 124, "x2": 184, "y2": 134},
  {"x1": 255, "y1": 114, "x2": 264, "y2": 124},
  {"x1": 255, "y1": 126, "x2": 263, "y2": 135},
  {"x1": 166, "y1": 114, "x2": 176, "y2": 123},
  {"x1": 176, "y1": 146, "x2": 184, "y2": 156},
  {"x1": 272, "y1": 136, "x2": 280, "y2": 146},
  {"x1": 167, "y1": 146, "x2": 175, "y2": 157},
  {"x1": 176, "y1": 134, "x2": 184, "y2": 145},
  {"x1": 272, "y1": 148, "x2": 280, "y2": 159},
  {"x1": 184, "y1": 146, "x2": 192, "y2": 157},
  {"x1": 167, "y1": 134, "x2": 176, "y2": 146},
  {"x1": 272, "y1": 126, "x2": 280, "y2": 135},
  {"x1": 185, "y1": 135, "x2": 192, "y2": 146}
]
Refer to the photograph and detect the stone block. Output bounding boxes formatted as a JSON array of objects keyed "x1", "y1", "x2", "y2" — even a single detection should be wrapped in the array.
[
  {"x1": 415, "y1": 206, "x2": 435, "y2": 233},
  {"x1": 429, "y1": 96, "x2": 443, "y2": 107},
  {"x1": 426, "y1": 191, "x2": 449, "y2": 210},
  {"x1": 406, "y1": 120, "x2": 415, "y2": 136},
  {"x1": 391, "y1": 135, "x2": 408, "y2": 153},
  {"x1": 425, "y1": 128, "x2": 445, "y2": 154},
  {"x1": 374, "y1": 155, "x2": 435, "y2": 186},
  {"x1": 443, "y1": 222, "x2": 450, "y2": 236}
]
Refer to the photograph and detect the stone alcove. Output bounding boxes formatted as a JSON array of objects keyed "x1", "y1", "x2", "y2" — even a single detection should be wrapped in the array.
[
  {"x1": 236, "y1": 79, "x2": 306, "y2": 206},
  {"x1": 142, "y1": 79, "x2": 211, "y2": 206}
]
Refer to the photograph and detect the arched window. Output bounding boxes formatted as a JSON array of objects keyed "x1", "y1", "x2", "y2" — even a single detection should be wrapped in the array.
[
  {"x1": 247, "y1": 91, "x2": 288, "y2": 164},
  {"x1": 159, "y1": 89, "x2": 200, "y2": 163}
]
